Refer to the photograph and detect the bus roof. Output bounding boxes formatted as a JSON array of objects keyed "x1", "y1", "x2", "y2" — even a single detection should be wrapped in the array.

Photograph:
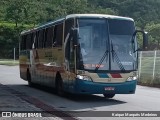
[
  {"x1": 21, "y1": 18, "x2": 65, "y2": 35},
  {"x1": 66, "y1": 14, "x2": 134, "y2": 21},
  {"x1": 21, "y1": 14, "x2": 134, "y2": 35}
]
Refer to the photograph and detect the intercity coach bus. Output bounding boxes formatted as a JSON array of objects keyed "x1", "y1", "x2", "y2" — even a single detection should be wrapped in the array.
[{"x1": 19, "y1": 14, "x2": 148, "y2": 98}]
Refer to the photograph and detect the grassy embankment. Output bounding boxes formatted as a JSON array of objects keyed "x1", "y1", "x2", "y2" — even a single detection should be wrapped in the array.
[{"x1": 0, "y1": 59, "x2": 19, "y2": 66}]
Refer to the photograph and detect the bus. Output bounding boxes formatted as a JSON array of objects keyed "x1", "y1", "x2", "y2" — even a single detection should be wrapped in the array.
[{"x1": 19, "y1": 14, "x2": 148, "y2": 98}]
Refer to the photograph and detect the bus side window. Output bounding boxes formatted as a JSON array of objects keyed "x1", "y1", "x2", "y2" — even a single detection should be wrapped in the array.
[
  {"x1": 38, "y1": 29, "x2": 45, "y2": 48},
  {"x1": 35, "y1": 31, "x2": 39, "y2": 49},
  {"x1": 21, "y1": 35, "x2": 26, "y2": 50},
  {"x1": 64, "y1": 19, "x2": 74, "y2": 60},
  {"x1": 52, "y1": 25, "x2": 56, "y2": 46},
  {"x1": 64, "y1": 19, "x2": 74, "y2": 42},
  {"x1": 31, "y1": 33, "x2": 35, "y2": 49},
  {"x1": 45, "y1": 26, "x2": 53, "y2": 48},
  {"x1": 43, "y1": 29, "x2": 47, "y2": 48},
  {"x1": 31, "y1": 32, "x2": 36, "y2": 49},
  {"x1": 26, "y1": 33, "x2": 32, "y2": 50},
  {"x1": 53, "y1": 23, "x2": 63, "y2": 47}
]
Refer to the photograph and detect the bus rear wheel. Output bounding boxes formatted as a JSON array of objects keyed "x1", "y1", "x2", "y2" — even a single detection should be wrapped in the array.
[
  {"x1": 27, "y1": 70, "x2": 33, "y2": 87},
  {"x1": 103, "y1": 94, "x2": 115, "y2": 98},
  {"x1": 55, "y1": 73, "x2": 64, "y2": 96}
]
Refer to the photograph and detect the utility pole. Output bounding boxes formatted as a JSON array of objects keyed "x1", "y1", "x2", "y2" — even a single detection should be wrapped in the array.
[{"x1": 14, "y1": 47, "x2": 15, "y2": 62}]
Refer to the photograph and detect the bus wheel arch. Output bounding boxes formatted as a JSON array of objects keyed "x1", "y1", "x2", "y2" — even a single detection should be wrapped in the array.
[{"x1": 55, "y1": 72, "x2": 64, "y2": 96}]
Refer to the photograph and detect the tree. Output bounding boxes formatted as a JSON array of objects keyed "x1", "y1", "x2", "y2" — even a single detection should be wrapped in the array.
[
  {"x1": 0, "y1": 0, "x2": 160, "y2": 54},
  {"x1": 0, "y1": 0, "x2": 7, "y2": 21},
  {"x1": 146, "y1": 23, "x2": 160, "y2": 50},
  {"x1": 5, "y1": 0, "x2": 29, "y2": 27}
]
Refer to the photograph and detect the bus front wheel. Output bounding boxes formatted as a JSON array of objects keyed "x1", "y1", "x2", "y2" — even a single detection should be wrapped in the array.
[{"x1": 103, "y1": 94, "x2": 115, "y2": 98}]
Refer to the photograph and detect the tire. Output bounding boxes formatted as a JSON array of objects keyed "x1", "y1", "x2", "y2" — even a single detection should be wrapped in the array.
[
  {"x1": 55, "y1": 73, "x2": 64, "y2": 96},
  {"x1": 103, "y1": 94, "x2": 115, "y2": 98},
  {"x1": 27, "y1": 69, "x2": 33, "y2": 87}
]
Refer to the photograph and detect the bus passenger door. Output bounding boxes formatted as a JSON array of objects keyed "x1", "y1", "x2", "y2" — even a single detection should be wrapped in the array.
[{"x1": 64, "y1": 39, "x2": 76, "y2": 90}]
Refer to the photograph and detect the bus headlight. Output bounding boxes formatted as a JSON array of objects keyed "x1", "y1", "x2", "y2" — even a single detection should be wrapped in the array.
[
  {"x1": 77, "y1": 75, "x2": 92, "y2": 81},
  {"x1": 127, "y1": 76, "x2": 137, "y2": 81}
]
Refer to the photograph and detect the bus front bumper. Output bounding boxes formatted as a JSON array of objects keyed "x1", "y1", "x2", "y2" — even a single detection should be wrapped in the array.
[{"x1": 72, "y1": 79, "x2": 137, "y2": 94}]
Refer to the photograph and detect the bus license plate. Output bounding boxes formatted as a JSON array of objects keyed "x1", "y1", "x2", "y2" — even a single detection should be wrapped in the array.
[{"x1": 105, "y1": 87, "x2": 115, "y2": 91}]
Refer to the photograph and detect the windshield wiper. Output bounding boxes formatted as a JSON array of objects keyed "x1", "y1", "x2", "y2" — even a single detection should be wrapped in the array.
[
  {"x1": 94, "y1": 49, "x2": 109, "y2": 72},
  {"x1": 111, "y1": 42, "x2": 126, "y2": 72}
]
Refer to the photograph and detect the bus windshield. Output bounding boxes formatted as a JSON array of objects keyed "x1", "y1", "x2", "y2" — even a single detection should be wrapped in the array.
[{"x1": 77, "y1": 18, "x2": 137, "y2": 72}]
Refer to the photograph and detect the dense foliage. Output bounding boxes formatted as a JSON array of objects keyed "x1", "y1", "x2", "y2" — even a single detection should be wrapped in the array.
[{"x1": 0, "y1": 0, "x2": 160, "y2": 58}]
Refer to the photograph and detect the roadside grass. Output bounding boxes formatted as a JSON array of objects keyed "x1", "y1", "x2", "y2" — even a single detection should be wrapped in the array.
[{"x1": 0, "y1": 59, "x2": 19, "y2": 66}]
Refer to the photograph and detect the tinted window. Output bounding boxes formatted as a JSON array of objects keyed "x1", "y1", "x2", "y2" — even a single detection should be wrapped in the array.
[
  {"x1": 26, "y1": 33, "x2": 32, "y2": 49},
  {"x1": 38, "y1": 29, "x2": 45, "y2": 48},
  {"x1": 64, "y1": 19, "x2": 74, "y2": 60},
  {"x1": 108, "y1": 19, "x2": 135, "y2": 35},
  {"x1": 34, "y1": 31, "x2": 39, "y2": 49},
  {"x1": 45, "y1": 26, "x2": 54, "y2": 48},
  {"x1": 53, "y1": 23, "x2": 63, "y2": 47},
  {"x1": 20, "y1": 35, "x2": 26, "y2": 50}
]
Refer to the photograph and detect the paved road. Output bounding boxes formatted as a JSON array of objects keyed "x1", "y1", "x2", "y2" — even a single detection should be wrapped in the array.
[{"x1": 0, "y1": 65, "x2": 160, "y2": 120}]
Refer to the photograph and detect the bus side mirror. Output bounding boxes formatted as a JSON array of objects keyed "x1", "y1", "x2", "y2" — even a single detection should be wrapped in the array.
[
  {"x1": 134, "y1": 30, "x2": 148, "y2": 51},
  {"x1": 142, "y1": 31, "x2": 148, "y2": 50}
]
